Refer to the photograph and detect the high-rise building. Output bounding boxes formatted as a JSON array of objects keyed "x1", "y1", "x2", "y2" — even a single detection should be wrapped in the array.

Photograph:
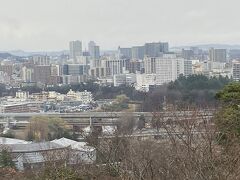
[
  {"x1": 209, "y1": 48, "x2": 227, "y2": 62},
  {"x1": 182, "y1": 49, "x2": 194, "y2": 59},
  {"x1": 93, "y1": 46, "x2": 100, "y2": 60},
  {"x1": 184, "y1": 60, "x2": 193, "y2": 76},
  {"x1": 144, "y1": 57, "x2": 156, "y2": 74},
  {"x1": 129, "y1": 59, "x2": 144, "y2": 73},
  {"x1": 62, "y1": 64, "x2": 89, "y2": 84},
  {"x1": 69, "y1": 40, "x2": 82, "y2": 60},
  {"x1": 0, "y1": 64, "x2": 13, "y2": 76},
  {"x1": 132, "y1": 46, "x2": 144, "y2": 60},
  {"x1": 144, "y1": 42, "x2": 169, "y2": 57},
  {"x1": 118, "y1": 47, "x2": 132, "y2": 59},
  {"x1": 155, "y1": 54, "x2": 184, "y2": 85},
  {"x1": 88, "y1": 41, "x2": 96, "y2": 57},
  {"x1": 160, "y1": 42, "x2": 169, "y2": 53},
  {"x1": 62, "y1": 64, "x2": 88, "y2": 76},
  {"x1": 62, "y1": 75, "x2": 87, "y2": 84},
  {"x1": 233, "y1": 60, "x2": 240, "y2": 81},
  {"x1": 102, "y1": 58, "x2": 126, "y2": 76},
  {"x1": 51, "y1": 65, "x2": 61, "y2": 76},
  {"x1": 88, "y1": 41, "x2": 100, "y2": 60},
  {"x1": 144, "y1": 54, "x2": 184, "y2": 85},
  {"x1": 90, "y1": 67, "x2": 106, "y2": 78},
  {"x1": 144, "y1": 43, "x2": 160, "y2": 57},
  {"x1": 0, "y1": 71, "x2": 10, "y2": 84},
  {"x1": 32, "y1": 55, "x2": 50, "y2": 65},
  {"x1": 22, "y1": 66, "x2": 33, "y2": 82},
  {"x1": 33, "y1": 65, "x2": 51, "y2": 84}
]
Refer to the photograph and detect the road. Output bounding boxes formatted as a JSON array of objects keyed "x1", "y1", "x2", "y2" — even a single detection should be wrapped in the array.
[{"x1": 0, "y1": 110, "x2": 214, "y2": 128}]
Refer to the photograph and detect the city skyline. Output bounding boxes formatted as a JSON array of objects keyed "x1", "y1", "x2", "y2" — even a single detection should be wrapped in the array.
[{"x1": 0, "y1": 0, "x2": 240, "y2": 51}]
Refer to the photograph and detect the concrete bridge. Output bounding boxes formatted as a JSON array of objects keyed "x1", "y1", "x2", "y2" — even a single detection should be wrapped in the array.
[{"x1": 0, "y1": 110, "x2": 214, "y2": 128}]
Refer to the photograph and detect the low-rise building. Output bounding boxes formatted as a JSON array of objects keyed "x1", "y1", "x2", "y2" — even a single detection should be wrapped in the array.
[
  {"x1": 15, "y1": 91, "x2": 29, "y2": 100},
  {"x1": 67, "y1": 89, "x2": 93, "y2": 104},
  {"x1": 0, "y1": 137, "x2": 96, "y2": 171},
  {"x1": 113, "y1": 73, "x2": 136, "y2": 86},
  {"x1": 0, "y1": 102, "x2": 40, "y2": 113}
]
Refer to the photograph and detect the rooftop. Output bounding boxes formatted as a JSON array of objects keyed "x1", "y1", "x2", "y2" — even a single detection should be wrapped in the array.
[
  {"x1": 0, "y1": 137, "x2": 30, "y2": 145},
  {"x1": 1, "y1": 142, "x2": 65, "y2": 153}
]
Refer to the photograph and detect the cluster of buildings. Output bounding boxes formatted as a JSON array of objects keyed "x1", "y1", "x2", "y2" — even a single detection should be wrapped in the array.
[
  {"x1": 0, "y1": 89, "x2": 93, "y2": 113},
  {"x1": 0, "y1": 137, "x2": 96, "y2": 171},
  {"x1": 0, "y1": 41, "x2": 240, "y2": 93}
]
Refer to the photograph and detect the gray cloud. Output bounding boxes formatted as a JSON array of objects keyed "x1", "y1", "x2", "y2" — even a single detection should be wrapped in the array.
[{"x1": 0, "y1": 0, "x2": 239, "y2": 51}]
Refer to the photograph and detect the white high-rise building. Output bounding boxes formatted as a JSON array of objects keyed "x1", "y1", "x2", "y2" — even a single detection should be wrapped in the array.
[
  {"x1": 184, "y1": 60, "x2": 193, "y2": 76},
  {"x1": 155, "y1": 54, "x2": 184, "y2": 85},
  {"x1": 101, "y1": 58, "x2": 126, "y2": 76},
  {"x1": 32, "y1": 55, "x2": 50, "y2": 65},
  {"x1": 233, "y1": 60, "x2": 240, "y2": 81},
  {"x1": 144, "y1": 57, "x2": 156, "y2": 74},
  {"x1": 144, "y1": 54, "x2": 185, "y2": 85},
  {"x1": 22, "y1": 66, "x2": 33, "y2": 82},
  {"x1": 69, "y1": 40, "x2": 82, "y2": 61}
]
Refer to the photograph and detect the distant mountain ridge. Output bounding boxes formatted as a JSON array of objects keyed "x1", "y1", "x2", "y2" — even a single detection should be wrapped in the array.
[
  {"x1": 0, "y1": 52, "x2": 16, "y2": 59},
  {"x1": 172, "y1": 44, "x2": 240, "y2": 50},
  {"x1": 0, "y1": 49, "x2": 115, "y2": 57},
  {"x1": 2, "y1": 44, "x2": 240, "y2": 57},
  {"x1": 0, "y1": 50, "x2": 69, "y2": 57}
]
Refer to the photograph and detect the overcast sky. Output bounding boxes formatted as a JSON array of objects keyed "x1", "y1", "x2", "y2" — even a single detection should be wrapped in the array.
[{"x1": 0, "y1": 0, "x2": 239, "y2": 51}]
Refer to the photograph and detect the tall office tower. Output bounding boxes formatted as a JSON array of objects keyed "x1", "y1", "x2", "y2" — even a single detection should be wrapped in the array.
[
  {"x1": 233, "y1": 60, "x2": 240, "y2": 81},
  {"x1": 155, "y1": 54, "x2": 184, "y2": 85},
  {"x1": 184, "y1": 60, "x2": 193, "y2": 76},
  {"x1": 32, "y1": 55, "x2": 50, "y2": 65},
  {"x1": 160, "y1": 42, "x2": 169, "y2": 53},
  {"x1": 69, "y1": 40, "x2": 82, "y2": 60},
  {"x1": 93, "y1": 46, "x2": 100, "y2": 60},
  {"x1": 0, "y1": 71, "x2": 10, "y2": 84},
  {"x1": 209, "y1": 48, "x2": 227, "y2": 62},
  {"x1": 132, "y1": 46, "x2": 144, "y2": 60},
  {"x1": 0, "y1": 64, "x2": 13, "y2": 76},
  {"x1": 62, "y1": 64, "x2": 89, "y2": 84},
  {"x1": 144, "y1": 57, "x2": 156, "y2": 74},
  {"x1": 144, "y1": 42, "x2": 169, "y2": 57},
  {"x1": 33, "y1": 65, "x2": 51, "y2": 84},
  {"x1": 129, "y1": 59, "x2": 143, "y2": 73},
  {"x1": 118, "y1": 47, "x2": 132, "y2": 59},
  {"x1": 62, "y1": 64, "x2": 88, "y2": 76},
  {"x1": 21, "y1": 66, "x2": 33, "y2": 82},
  {"x1": 88, "y1": 41, "x2": 96, "y2": 56},
  {"x1": 144, "y1": 43, "x2": 160, "y2": 57},
  {"x1": 101, "y1": 58, "x2": 126, "y2": 76},
  {"x1": 51, "y1": 65, "x2": 61, "y2": 76},
  {"x1": 88, "y1": 41, "x2": 100, "y2": 60},
  {"x1": 182, "y1": 49, "x2": 194, "y2": 59}
]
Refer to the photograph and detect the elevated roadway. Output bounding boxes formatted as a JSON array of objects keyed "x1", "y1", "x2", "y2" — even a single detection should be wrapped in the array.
[{"x1": 0, "y1": 110, "x2": 214, "y2": 128}]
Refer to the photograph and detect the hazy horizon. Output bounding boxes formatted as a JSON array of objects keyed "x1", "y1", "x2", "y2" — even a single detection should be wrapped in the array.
[{"x1": 0, "y1": 0, "x2": 240, "y2": 51}]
